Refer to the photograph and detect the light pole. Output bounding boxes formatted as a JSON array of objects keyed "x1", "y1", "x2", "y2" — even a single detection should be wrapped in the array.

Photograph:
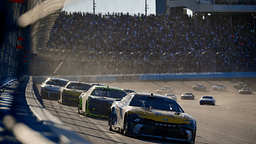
[
  {"x1": 145, "y1": 0, "x2": 148, "y2": 16},
  {"x1": 93, "y1": 0, "x2": 96, "y2": 15}
]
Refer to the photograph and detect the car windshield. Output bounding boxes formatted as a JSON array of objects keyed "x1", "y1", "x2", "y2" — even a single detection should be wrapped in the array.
[
  {"x1": 184, "y1": 93, "x2": 192, "y2": 95},
  {"x1": 130, "y1": 95, "x2": 184, "y2": 112},
  {"x1": 46, "y1": 79, "x2": 68, "y2": 86},
  {"x1": 67, "y1": 83, "x2": 92, "y2": 91},
  {"x1": 202, "y1": 96, "x2": 213, "y2": 99},
  {"x1": 91, "y1": 87, "x2": 127, "y2": 98}
]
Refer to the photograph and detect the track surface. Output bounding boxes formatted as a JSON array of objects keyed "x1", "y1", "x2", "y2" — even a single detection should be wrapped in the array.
[{"x1": 38, "y1": 80, "x2": 256, "y2": 144}]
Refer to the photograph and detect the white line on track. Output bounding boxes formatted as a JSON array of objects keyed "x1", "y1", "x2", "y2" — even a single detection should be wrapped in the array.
[
  {"x1": 53, "y1": 61, "x2": 63, "y2": 74},
  {"x1": 201, "y1": 127, "x2": 253, "y2": 143}
]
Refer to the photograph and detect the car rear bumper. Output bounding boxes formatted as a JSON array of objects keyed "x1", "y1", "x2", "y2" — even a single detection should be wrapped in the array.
[
  {"x1": 41, "y1": 90, "x2": 59, "y2": 100},
  {"x1": 128, "y1": 122, "x2": 195, "y2": 143}
]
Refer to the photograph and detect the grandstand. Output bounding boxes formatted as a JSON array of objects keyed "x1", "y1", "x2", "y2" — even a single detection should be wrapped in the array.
[
  {"x1": 1, "y1": 0, "x2": 256, "y2": 78},
  {"x1": 27, "y1": 0, "x2": 256, "y2": 76}
]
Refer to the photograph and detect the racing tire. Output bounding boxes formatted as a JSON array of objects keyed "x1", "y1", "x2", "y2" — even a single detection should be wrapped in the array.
[
  {"x1": 190, "y1": 126, "x2": 197, "y2": 144},
  {"x1": 200, "y1": 102, "x2": 203, "y2": 105},
  {"x1": 108, "y1": 111, "x2": 115, "y2": 131},
  {"x1": 123, "y1": 115, "x2": 130, "y2": 136},
  {"x1": 85, "y1": 102, "x2": 90, "y2": 116},
  {"x1": 62, "y1": 96, "x2": 65, "y2": 105},
  {"x1": 78, "y1": 104, "x2": 81, "y2": 114}
]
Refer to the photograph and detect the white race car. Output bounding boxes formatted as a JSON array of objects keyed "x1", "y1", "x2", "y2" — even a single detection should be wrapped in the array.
[
  {"x1": 156, "y1": 86, "x2": 173, "y2": 95},
  {"x1": 181, "y1": 92, "x2": 195, "y2": 100},
  {"x1": 164, "y1": 93, "x2": 177, "y2": 101},
  {"x1": 239, "y1": 88, "x2": 252, "y2": 94},
  {"x1": 212, "y1": 84, "x2": 226, "y2": 91},
  {"x1": 41, "y1": 77, "x2": 69, "y2": 100},
  {"x1": 233, "y1": 82, "x2": 247, "y2": 90},
  {"x1": 199, "y1": 96, "x2": 215, "y2": 105},
  {"x1": 192, "y1": 84, "x2": 206, "y2": 91}
]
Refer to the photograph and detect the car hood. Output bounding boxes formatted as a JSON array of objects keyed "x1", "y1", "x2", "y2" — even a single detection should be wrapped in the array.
[
  {"x1": 43, "y1": 85, "x2": 62, "y2": 91},
  {"x1": 90, "y1": 96, "x2": 122, "y2": 102},
  {"x1": 129, "y1": 107, "x2": 194, "y2": 124}
]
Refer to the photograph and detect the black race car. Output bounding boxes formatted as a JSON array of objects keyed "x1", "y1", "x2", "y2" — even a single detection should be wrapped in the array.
[{"x1": 108, "y1": 92, "x2": 197, "y2": 143}]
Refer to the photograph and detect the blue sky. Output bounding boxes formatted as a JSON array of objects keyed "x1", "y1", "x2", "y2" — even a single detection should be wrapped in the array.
[{"x1": 62, "y1": 0, "x2": 156, "y2": 15}]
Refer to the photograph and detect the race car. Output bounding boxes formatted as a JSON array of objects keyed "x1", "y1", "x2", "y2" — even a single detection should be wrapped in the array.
[
  {"x1": 78, "y1": 86, "x2": 127, "y2": 118},
  {"x1": 58, "y1": 81, "x2": 92, "y2": 106},
  {"x1": 233, "y1": 82, "x2": 247, "y2": 90},
  {"x1": 212, "y1": 84, "x2": 226, "y2": 91},
  {"x1": 108, "y1": 92, "x2": 197, "y2": 143},
  {"x1": 164, "y1": 93, "x2": 177, "y2": 101},
  {"x1": 41, "y1": 77, "x2": 69, "y2": 100},
  {"x1": 156, "y1": 86, "x2": 173, "y2": 95},
  {"x1": 199, "y1": 96, "x2": 215, "y2": 105},
  {"x1": 192, "y1": 84, "x2": 206, "y2": 91},
  {"x1": 239, "y1": 87, "x2": 252, "y2": 94},
  {"x1": 181, "y1": 92, "x2": 195, "y2": 100}
]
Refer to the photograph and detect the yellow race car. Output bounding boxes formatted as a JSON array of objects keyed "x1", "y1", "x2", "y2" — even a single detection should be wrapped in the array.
[
  {"x1": 108, "y1": 92, "x2": 197, "y2": 143},
  {"x1": 58, "y1": 81, "x2": 92, "y2": 106}
]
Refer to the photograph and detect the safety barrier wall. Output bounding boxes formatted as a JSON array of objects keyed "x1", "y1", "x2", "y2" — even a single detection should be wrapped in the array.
[{"x1": 32, "y1": 72, "x2": 256, "y2": 84}]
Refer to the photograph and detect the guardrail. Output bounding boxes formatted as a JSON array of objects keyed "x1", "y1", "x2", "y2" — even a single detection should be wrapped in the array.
[{"x1": 27, "y1": 76, "x2": 91, "y2": 144}]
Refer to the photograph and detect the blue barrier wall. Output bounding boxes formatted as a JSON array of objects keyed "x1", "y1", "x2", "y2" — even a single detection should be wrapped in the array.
[
  {"x1": 138, "y1": 72, "x2": 256, "y2": 80},
  {"x1": 33, "y1": 72, "x2": 256, "y2": 83}
]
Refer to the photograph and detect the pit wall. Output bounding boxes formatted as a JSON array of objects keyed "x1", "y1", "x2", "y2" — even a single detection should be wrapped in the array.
[{"x1": 33, "y1": 72, "x2": 256, "y2": 84}]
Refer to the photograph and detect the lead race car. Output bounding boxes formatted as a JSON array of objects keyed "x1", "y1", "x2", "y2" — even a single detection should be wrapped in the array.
[
  {"x1": 108, "y1": 92, "x2": 197, "y2": 143},
  {"x1": 78, "y1": 85, "x2": 127, "y2": 118},
  {"x1": 41, "y1": 77, "x2": 69, "y2": 100}
]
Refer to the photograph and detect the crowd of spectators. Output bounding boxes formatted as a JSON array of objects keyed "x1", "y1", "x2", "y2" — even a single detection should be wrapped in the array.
[{"x1": 32, "y1": 11, "x2": 256, "y2": 75}]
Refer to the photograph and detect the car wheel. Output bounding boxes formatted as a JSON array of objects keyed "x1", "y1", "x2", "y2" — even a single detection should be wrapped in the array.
[
  {"x1": 62, "y1": 96, "x2": 65, "y2": 105},
  {"x1": 191, "y1": 126, "x2": 197, "y2": 144},
  {"x1": 78, "y1": 105, "x2": 80, "y2": 114},
  {"x1": 108, "y1": 110, "x2": 116, "y2": 131},
  {"x1": 123, "y1": 115, "x2": 130, "y2": 136},
  {"x1": 85, "y1": 102, "x2": 88, "y2": 116},
  {"x1": 200, "y1": 102, "x2": 203, "y2": 105}
]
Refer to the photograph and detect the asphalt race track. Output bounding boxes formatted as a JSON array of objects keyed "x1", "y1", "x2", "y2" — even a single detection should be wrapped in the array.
[{"x1": 37, "y1": 79, "x2": 256, "y2": 144}]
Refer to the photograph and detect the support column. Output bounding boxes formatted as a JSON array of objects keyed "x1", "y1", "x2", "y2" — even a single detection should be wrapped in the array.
[
  {"x1": 230, "y1": 14, "x2": 232, "y2": 29},
  {"x1": 206, "y1": 13, "x2": 208, "y2": 26},
  {"x1": 253, "y1": 15, "x2": 255, "y2": 31}
]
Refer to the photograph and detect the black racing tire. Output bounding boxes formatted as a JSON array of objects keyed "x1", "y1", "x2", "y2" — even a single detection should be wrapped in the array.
[
  {"x1": 123, "y1": 115, "x2": 130, "y2": 136},
  {"x1": 62, "y1": 96, "x2": 65, "y2": 105},
  {"x1": 78, "y1": 104, "x2": 81, "y2": 114},
  {"x1": 85, "y1": 102, "x2": 88, "y2": 116},
  {"x1": 200, "y1": 102, "x2": 203, "y2": 105},
  {"x1": 108, "y1": 111, "x2": 115, "y2": 131},
  {"x1": 191, "y1": 126, "x2": 197, "y2": 144}
]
